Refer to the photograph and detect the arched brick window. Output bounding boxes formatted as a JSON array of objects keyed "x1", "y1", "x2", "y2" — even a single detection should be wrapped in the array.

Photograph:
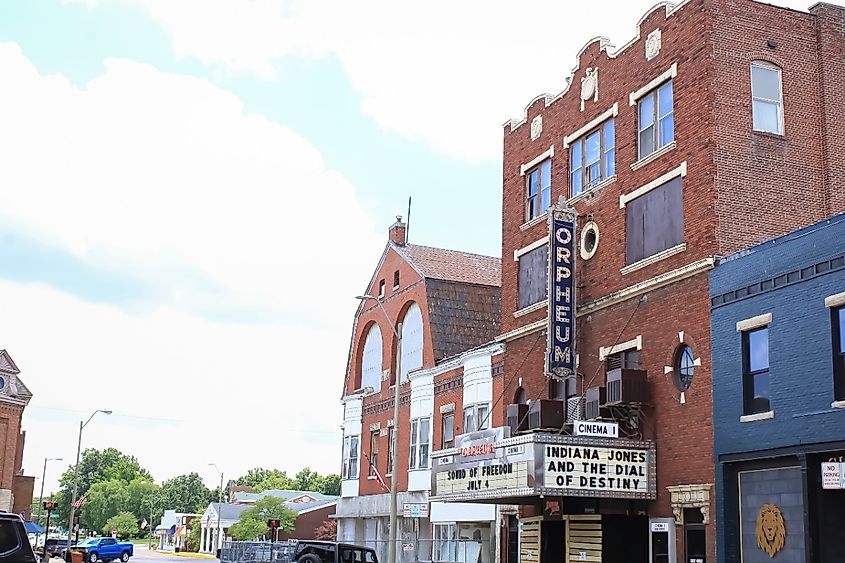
[
  {"x1": 399, "y1": 302, "x2": 424, "y2": 382},
  {"x1": 361, "y1": 323, "x2": 383, "y2": 392}
]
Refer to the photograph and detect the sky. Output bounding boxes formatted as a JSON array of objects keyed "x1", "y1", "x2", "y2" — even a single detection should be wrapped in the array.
[{"x1": 1, "y1": 0, "x2": 811, "y2": 495}]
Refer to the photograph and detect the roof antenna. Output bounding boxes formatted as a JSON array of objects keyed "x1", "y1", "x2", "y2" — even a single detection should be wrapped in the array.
[{"x1": 406, "y1": 196, "x2": 412, "y2": 244}]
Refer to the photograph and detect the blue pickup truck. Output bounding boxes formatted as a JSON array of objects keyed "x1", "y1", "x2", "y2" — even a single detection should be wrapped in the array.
[{"x1": 69, "y1": 537, "x2": 133, "y2": 563}]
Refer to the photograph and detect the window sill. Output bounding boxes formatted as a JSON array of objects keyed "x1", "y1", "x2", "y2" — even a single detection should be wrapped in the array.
[
  {"x1": 740, "y1": 410, "x2": 774, "y2": 423},
  {"x1": 367, "y1": 476, "x2": 377, "y2": 480},
  {"x1": 631, "y1": 141, "x2": 677, "y2": 171},
  {"x1": 514, "y1": 300, "x2": 548, "y2": 318},
  {"x1": 569, "y1": 175, "x2": 617, "y2": 205},
  {"x1": 752, "y1": 130, "x2": 785, "y2": 140},
  {"x1": 519, "y1": 213, "x2": 547, "y2": 232},
  {"x1": 621, "y1": 243, "x2": 686, "y2": 275},
  {"x1": 832, "y1": 400, "x2": 845, "y2": 409}
]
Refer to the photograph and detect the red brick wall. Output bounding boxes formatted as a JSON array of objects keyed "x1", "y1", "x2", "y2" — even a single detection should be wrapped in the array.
[
  {"x1": 13, "y1": 475, "x2": 35, "y2": 520},
  {"x1": 711, "y1": 0, "x2": 845, "y2": 254},
  {"x1": 501, "y1": 0, "x2": 716, "y2": 338},
  {"x1": 276, "y1": 506, "x2": 336, "y2": 542},
  {"x1": 0, "y1": 402, "x2": 23, "y2": 492}
]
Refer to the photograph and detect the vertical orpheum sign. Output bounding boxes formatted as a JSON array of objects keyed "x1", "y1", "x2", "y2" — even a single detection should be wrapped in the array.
[{"x1": 546, "y1": 208, "x2": 577, "y2": 380}]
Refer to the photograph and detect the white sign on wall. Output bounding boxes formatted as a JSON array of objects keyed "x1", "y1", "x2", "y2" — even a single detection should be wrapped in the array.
[
  {"x1": 402, "y1": 503, "x2": 429, "y2": 518},
  {"x1": 573, "y1": 420, "x2": 619, "y2": 439},
  {"x1": 651, "y1": 522, "x2": 670, "y2": 532},
  {"x1": 821, "y1": 462, "x2": 843, "y2": 490}
]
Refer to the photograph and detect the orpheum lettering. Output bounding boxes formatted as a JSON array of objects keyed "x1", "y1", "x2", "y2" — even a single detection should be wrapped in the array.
[
  {"x1": 543, "y1": 445, "x2": 649, "y2": 493},
  {"x1": 461, "y1": 443, "x2": 495, "y2": 457},
  {"x1": 546, "y1": 210, "x2": 576, "y2": 379}
]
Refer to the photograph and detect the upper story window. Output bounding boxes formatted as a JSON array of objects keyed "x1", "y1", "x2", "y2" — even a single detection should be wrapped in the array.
[
  {"x1": 342, "y1": 435, "x2": 359, "y2": 480},
  {"x1": 393, "y1": 270, "x2": 400, "y2": 289},
  {"x1": 833, "y1": 307, "x2": 845, "y2": 401},
  {"x1": 517, "y1": 244, "x2": 549, "y2": 310},
  {"x1": 386, "y1": 427, "x2": 394, "y2": 475},
  {"x1": 368, "y1": 430, "x2": 379, "y2": 477},
  {"x1": 638, "y1": 81, "x2": 674, "y2": 159},
  {"x1": 360, "y1": 323, "x2": 383, "y2": 392},
  {"x1": 625, "y1": 177, "x2": 684, "y2": 265},
  {"x1": 442, "y1": 412, "x2": 454, "y2": 449},
  {"x1": 526, "y1": 159, "x2": 551, "y2": 221},
  {"x1": 463, "y1": 403, "x2": 490, "y2": 433},
  {"x1": 409, "y1": 416, "x2": 431, "y2": 470},
  {"x1": 751, "y1": 62, "x2": 784, "y2": 135},
  {"x1": 378, "y1": 279, "x2": 385, "y2": 298},
  {"x1": 607, "y1": 349, "x2": 640, "y2": 371},
  {"x1": 742, "y1": 326, "x2": 770, "y2": 415},
  {"x1": 399, "y1": 303, "x2": 424, "y2": 382},
  {"x1": 570, "y1": 120, "x2": 615, "y2": 197}
]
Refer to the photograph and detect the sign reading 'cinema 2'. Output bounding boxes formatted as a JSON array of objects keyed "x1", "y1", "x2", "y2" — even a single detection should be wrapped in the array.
[
  {"x1": 546, "y1": 208, "x2": 576, "y2": 380},
  {"x1": 431, "y1": 430, "x2": 656, "y2": 502}
]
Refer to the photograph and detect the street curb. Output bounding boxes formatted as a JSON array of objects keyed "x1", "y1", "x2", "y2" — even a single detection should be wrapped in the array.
[{"x1": 161, "y1": 552, "x2": 217, "y2": 560}]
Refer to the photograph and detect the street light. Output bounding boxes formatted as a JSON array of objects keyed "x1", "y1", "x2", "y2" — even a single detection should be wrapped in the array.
[
  {"x1": 35, "y1": 457, "x2": 62, "y2": 548},
  {"x1": 67, "y1": 410, "x2": 112, "y2": 554},
  {"x1": 356, "y1": 294, "x2": 402, "y2": 563},
  {"x1": 209, "y1": 464, "x2": 224, "y2": 556}
]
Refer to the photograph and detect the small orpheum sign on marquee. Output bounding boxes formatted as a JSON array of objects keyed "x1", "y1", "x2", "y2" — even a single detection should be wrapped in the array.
[
  {"x1": 431, "y1": 428, "x2": 656, "y2": 502},
  {"x1": 546, "y1": 207, "x2": 577, "y2": 380}
]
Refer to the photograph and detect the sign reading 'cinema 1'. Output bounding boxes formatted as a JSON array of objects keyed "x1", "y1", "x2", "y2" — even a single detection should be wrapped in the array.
[{"x1": 546, "y1": 208, "x2": 576, "y2": 380}]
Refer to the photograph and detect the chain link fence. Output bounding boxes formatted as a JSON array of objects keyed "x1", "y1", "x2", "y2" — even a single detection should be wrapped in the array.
[{"x1": 219, "y1": 539, "x2": 486, "y2": 563}]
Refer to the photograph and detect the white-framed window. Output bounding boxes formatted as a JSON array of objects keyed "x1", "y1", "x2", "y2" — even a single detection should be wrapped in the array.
[
  {"x1": 570, "y1": 119, "x2": 615, "y2": 197},
  {"x1": 751, "y1": 62, "x2": 784, "y2": 134},
  {"x1": 409, "y1": 416, "x2": 431, "y2": 469},
  {"x1": 360, "y1": 323, "x2": 383, "y2": 392},
  {"x1": 386, "y1": 427, "x2": 395, "y2": 476},
  {"x1": 433, "y1": 524, "x2": 459, "y2": 562},
  {"x1": 525, "y1": 159, "x2": 552, "y2": 221},
  {"x1": 400, "y1": 303, "x2": 424, "y2": 382},
  {"x1": 462, "y1": 403, "x2": 491, "y2": 433},
  {"x1": 638, "y1": 81, "x2": 674, "y2": 159},
  {"x1": 342, "y1": 435, "x2": 359, "y2": 480}
]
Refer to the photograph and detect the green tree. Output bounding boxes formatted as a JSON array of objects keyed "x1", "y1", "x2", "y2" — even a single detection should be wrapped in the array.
[
  {"x1": 293, "y1": 468, "x2": 322, "y2": 492},
  {"x1": 159, "y1": 473, "x2": 214, "y2": 513},
  {"x1": 233, "y1": 468, "x2": 275, "y2": 488},
  {"x1": 82, "y1": 480, "x2": 130, "y2": 533},
  {"x1": 103, "y1": 512, "x2": 138, "y2": 539},
  {"x1": 254, "y1": 473, "x2": 294, "y2": 493},
  {"x1": 57, "y1": 448, "x2": 152, "y2": 527},
  {"x1": 228, "y1": 496, "x2": 297, "y2": 541},
  {"x1": 318, "y1": 474, "x2": 341, "y2": 496},
  {"x1": 186, "y1": 517, "x2": 202, "y2": 552}
]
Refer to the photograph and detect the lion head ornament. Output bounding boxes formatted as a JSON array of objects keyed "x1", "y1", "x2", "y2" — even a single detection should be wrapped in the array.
[{"x1": 755, "y1": 503, "x2": 786, "y2": 558}]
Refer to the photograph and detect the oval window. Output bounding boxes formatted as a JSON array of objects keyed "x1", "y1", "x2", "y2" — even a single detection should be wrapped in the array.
[
  {"x1": 674, "y1": 345, "x2": 695, "y2": 391},
  {"x1": 580, "y1": 221, "x2": 600, "y2": 260}
]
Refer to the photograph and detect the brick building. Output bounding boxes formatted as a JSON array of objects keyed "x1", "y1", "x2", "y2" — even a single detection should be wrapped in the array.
[
  {"x1": 428, "y1": 1, "x2": 845, "y2": 562},
  {"x1": 335, "y1": 218, "x2": 503, "y2": 562},
  {"x1": 0, "y1": 349, "x2": 35, "y2": 519},
  {"x1": 711, "y1": 214, "x2": 845, "y2": 563}
]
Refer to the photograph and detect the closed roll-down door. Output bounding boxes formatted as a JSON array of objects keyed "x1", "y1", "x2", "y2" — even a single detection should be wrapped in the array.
[
  {"x1": 520, "y1": 517, "x2": 541, "y2": 562},
  {"x1": 569, "y1": 514, "x2": 602, "y2": 562}
]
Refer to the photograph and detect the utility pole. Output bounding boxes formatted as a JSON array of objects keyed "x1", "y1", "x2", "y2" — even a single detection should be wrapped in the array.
[{"x1": 36, "y1": 457, "x2": 62, "y2": 549}]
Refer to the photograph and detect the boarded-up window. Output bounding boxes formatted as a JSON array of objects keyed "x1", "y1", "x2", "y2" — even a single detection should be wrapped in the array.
[
  {"x1": 400, "y1": 302, "x2": 424, "y2": 382},
  {"x1": 518, "y1": 245, "x2": 549, "y2": 310},
  {"x1": 625, "y1": 177, "x2": 684, "y2": 265}
]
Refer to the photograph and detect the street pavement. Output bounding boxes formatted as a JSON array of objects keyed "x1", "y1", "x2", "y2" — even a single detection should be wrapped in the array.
[{"x1": 100, "y1": 545, "x2": 218, "y2": 563}]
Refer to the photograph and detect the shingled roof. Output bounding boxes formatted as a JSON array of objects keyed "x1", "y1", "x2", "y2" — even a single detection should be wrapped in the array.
[{"x1": 394, "y1": 244, "x2": 501, "y2": 287}]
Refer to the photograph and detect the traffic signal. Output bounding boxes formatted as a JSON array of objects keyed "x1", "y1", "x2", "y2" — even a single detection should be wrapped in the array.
[
  {"x1": 42, "y1": 501, "x2": 57, "y2": 510},
  {"x1": 267, "y1": 519, "x2": 281, "y2": 529}
]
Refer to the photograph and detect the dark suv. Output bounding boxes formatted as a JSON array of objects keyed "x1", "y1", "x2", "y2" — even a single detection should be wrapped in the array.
[
  {"x1": 292, "y1": 541, "x2": 378, "y2": 563},
  {"x1": 0, "y1": 511, "x2": 37, "y2": 563}
]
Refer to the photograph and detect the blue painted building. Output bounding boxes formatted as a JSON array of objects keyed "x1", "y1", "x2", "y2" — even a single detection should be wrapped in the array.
[{"x1": 710, "y1": 214, "x2": 845, "y2": 563}]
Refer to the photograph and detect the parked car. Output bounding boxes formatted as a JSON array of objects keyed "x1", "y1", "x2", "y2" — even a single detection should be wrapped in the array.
[
  {"x1": 41, "y1": 538, "x2": 76, "y2": 559},
  {"x1": 0, "y1": 511, "x2": 38, "y2": 562},
  {"x1": 64, "y1": 537, "x2": 133, "y2": 563},
  {"x1": 292, "y1": 541, "x2": 377, "y2": 563}
]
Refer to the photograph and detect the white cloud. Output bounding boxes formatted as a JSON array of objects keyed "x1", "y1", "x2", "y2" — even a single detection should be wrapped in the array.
[
  {"x1": 65, "y1": 0, "x2": 813, "y2": 161},
  {"x1": 0, "y1": 42, "x2": 384, "y2": 487}
]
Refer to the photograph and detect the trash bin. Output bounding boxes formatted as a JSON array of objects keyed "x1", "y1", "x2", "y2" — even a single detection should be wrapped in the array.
[{"x1": 70, "y1": 551, "x2": 84, "y2": 563}]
